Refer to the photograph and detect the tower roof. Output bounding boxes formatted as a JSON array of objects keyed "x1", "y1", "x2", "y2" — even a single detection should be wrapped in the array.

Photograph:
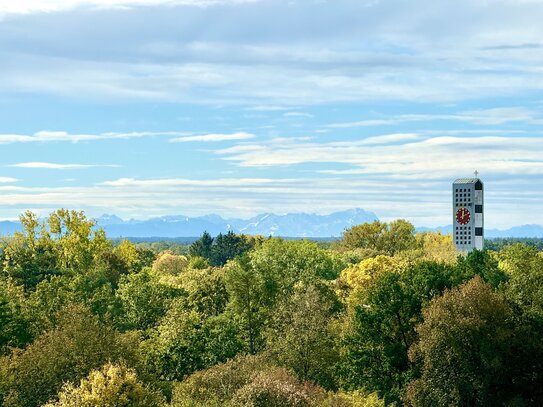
[{"x1": 453, "y1": 178, "x2": 482, "y2": 184}]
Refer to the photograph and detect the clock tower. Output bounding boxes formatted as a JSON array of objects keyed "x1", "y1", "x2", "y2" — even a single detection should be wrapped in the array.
[{"x1": 453, "y1": 176, "x2": 484, "y2": 252}]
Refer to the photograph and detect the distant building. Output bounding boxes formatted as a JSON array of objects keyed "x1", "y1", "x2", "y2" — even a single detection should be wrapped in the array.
[{"x1": 453, "y1": 177, "x2": 484, "y2": 252}]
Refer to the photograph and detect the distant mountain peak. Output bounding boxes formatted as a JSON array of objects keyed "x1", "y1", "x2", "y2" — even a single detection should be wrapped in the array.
[{"x1": 95, "y1": 214, "x2": 124, "y2": 225}]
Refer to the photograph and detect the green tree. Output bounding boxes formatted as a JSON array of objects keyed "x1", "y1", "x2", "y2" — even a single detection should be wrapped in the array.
[
  {"x1": 116, "y1": 269, "x2": 184, "y2": 331},
  {"x1": 1, "y1": 210, "x2": 115, "y2": 290},
  {"x1": 340, "y1": 220, "x2": 416, "y2": 256},
  {"x1": 0, "y1": 282, "x2": 31, "y2": 353},
  {"x1": 141, "y1": 304, "x2": 243, "y2": 382},
  {"x1": 231, "y1": 367, "x2": 325, "y2": 407},
  {"x1": 1, "y1": 214, "x2": 58, "y2": 290},
  {"x1": 24, "y1": 268, "x2": 121, "y2": 335},
  {"x1": 266, "y1": 285, "x2": 339, "y2": 389},
  {"x1": 338, "y1": 255, "x2": 405, "y2": 307},
  {"x1": 189, "y1": 232, "x2": 214, "y2": 261},
  {"x1": 171, "y1": 357, "x2": 326, "y2": 407},
  {"x1": 406, "y1": 277, "x2": 519, "y2": 406},
  {"x1": 249, "y1": 239, "x2": 344, "y2": 298},
  {"x1": 224, "y1": 256, "x2": 268, "y2": 354},
  {"x1": 152, "y1": 251, "x2": 189, "y2": 276},
  {"x1": 225, "y1": 240, "x2": 343, "y2": 354},
  {"x1": 323, "y1": 390, "x2": 385, "y2": 407},
  {"x1": 414, "y1": 232, "x2": 457, "y2": 264},
  {"x1": 171, "y1": 354, "x2": 271, "y2": 407},
  {"x1": 499, "y1": 244, "x2": 543, "y2": 319},
  {"x1": 455, "y1": 249, "x2": 506, "y2": 288},
  {"x1": 113, "y1": 239, "x2": 147, "y2": 274},
  {"x1": 0, "y1": 305, "x2": 137, "y2": 407},
  {"x1": 43, "y1": 363, "x2": 165, "y2": 407},
  {"x1": 339, "y1": 261, "x2": 460, "y2": 404},
  {"x1": 210, "y1": 231, "x2": 253, "y2": 267},
  {"x1": 176, "y1": 267, "x2": 230, "y2": 319}
]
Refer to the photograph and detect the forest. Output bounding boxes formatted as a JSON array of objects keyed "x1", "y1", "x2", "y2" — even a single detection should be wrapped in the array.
[{"x1": 0, "y1": 209, "x2": 542, "y2": 406}]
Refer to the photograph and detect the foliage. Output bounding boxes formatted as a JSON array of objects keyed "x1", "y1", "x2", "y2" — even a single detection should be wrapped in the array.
[
  {"x1": 339, "y1": 261, "x2": 464, "y2": 404},
  {"x1": 171, "y1": 354, "x2": 271, "y2": 406},
  {"x1": 0, "y1": 211, "x2": 156, "y2": 292},
  {"x1": 338, "y1": 255, "x2": 405, "y2": 306},
  {"x1": 141, "y1": 303, "x2": 244, "y2": 382},
  {"x1": 43, "y1": 362, "x2": 165, "y2": 407},
  {"x1": 406, "y1": 276, "x2": 543, "y2": 406},
  {"x1": 0, "y1": 282, "x2": 31, "y2": 353},
  {"x1": 1, "y1": 212, "x2": 543, "y2": 407},
  {"x1": 210, "y1": 231, "x2": 255, "y2": 266},
  {"x1": 230, "y1": 367, "x2": 325, "y2": 407},
  {"x1": 115, "y1": 269, "x2": 184, "y2": 331},
  {"x1": 498, "y1": 244, "x2": 543, "y2": 319},
  {"x1": 172, "y1": 357, "x2": 325, "y2": 407},
  {"x1": 152, "y1": 251, "x2": 189, "y2": 276},
  {"x1": 24, "y1": 268, "x2": 120, "y2": 335},
  {"x1": 0, "y1": 304, "x2": 138, "y2": 407},
  {"x1": 189, "y1": 231, "x2": 256, "y2": 267},
  {"x1": 413, "y1": 232, "x2": 457, "y2": 264},
  {"x1": 454, "y1": 249, "x2": 507, "y2": 288},
  {"x1": 249, "y1": 238, "x2": 345, "y2": 301},
  {"x1": 322, "y1": 390, "x2": 385, "y2": 407},
  {"x1": 266, "y1": 285, "x2": 339, "y2": 389},
  {"x1": 175, "y1": 267, "x2": 230, "y2": 318},
  {"x1": 485, "y1": 237, "x2": 543, "y2": 251},
  {"x1": 224, "y1": 256, "x2": 269, "y2": 354},
  {"x1": 188, "y1": 232, "x2": 214, "y2": 262},
  {"x1": 113, "y1": 239, "x2": 150, "y2": 274},
  {"x1": 340, "y1": 220, "x2": 416, "y2": 255}
]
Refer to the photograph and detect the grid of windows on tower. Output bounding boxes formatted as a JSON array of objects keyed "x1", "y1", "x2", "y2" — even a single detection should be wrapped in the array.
[
  {"x1": 455, "y1": 225, "x2": 472, "y2": 245},
  {"x1": 454, "y1": 188, "x2": 472, "y2": 207}
]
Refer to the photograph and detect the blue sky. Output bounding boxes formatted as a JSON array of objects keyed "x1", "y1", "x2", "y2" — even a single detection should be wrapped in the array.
[{"x1": 1, "y1": 0, "x2": 543, "y2": 228}]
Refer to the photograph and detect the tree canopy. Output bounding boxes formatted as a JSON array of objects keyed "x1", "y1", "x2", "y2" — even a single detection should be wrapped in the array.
[{"x1": 0, "y1": 212, "x2": 541, "y2": 406}]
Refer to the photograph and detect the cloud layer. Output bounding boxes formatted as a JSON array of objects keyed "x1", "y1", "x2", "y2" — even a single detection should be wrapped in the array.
[
  {"x1": 2, "y1": 1, "x2": 543, "y2": 104},
  {"x1": 0, "y1": 0, "x2": 258, "y2": 16}
]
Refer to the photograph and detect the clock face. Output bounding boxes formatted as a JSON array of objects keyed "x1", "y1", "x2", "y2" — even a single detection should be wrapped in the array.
[{"x1": 456, "y1": 207, "x2": 471, "y2": 225}]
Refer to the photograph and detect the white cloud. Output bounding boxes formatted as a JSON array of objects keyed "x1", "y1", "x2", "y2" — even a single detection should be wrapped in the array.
[
  {"x1": 458, "y1": 107, "x2": 538, "y2": 125},
  {"x1": 246, "y1": 106, "x2": 293, "y2": 111},
  {"x1": 101, "y1": 177, "x2": 285, "y2": 187},
  {"x1": 0, "y1": 130, "x2": 189, "y2": 144},
  {"x1": 2, "y1": 49, "x2": 543, "y2": 105},
  {"x1": 3, "y1": 1, "x2": 543, "y2": 105},
  {"x1": 169, "y1": 132, "x2": 255, "y2": 143},
  {"x1": 215, "y1": 134, "x2": 543, "y2": 181},
  {"x1": 360, "y1": 133, "x2": 422, "y2": 145},
  {"x1": 0, "y1": 177, "x2": 18, "y2": 183},
  {"x1": 283, "y1": 112, "x2": 314, "y2": 118},
  {"x1": 10, "y1": 162, "x2": 120, "y2": 169},
  {"x1": 325, "y1": 107, "x2": 540, "y2": 129},
  {"x1": 0, "y1": 0, "x2": 259, "y2": 15}
]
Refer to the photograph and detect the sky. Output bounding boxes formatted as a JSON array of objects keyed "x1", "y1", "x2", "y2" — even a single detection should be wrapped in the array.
[{"x1": 1, "y1": 0, "x2": 543, "y2": 228}]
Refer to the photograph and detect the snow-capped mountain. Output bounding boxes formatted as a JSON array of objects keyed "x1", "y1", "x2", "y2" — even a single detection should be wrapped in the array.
[{"x1": 96, "y1": 208, "x2": 378, "y2": 238}]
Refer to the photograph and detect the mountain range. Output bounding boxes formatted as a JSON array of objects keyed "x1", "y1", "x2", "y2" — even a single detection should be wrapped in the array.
[
  {"x1": 95, "y1": 209, "x2": 378, "y2": 238},
  {"x1": 1, "y1": 209, "x2": 543, "y2": 238}
]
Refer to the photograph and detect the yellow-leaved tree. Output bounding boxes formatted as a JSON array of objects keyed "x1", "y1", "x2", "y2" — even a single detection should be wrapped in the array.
[{"x1": 43, "y1": 363, "x2": 165, "y2": 407}]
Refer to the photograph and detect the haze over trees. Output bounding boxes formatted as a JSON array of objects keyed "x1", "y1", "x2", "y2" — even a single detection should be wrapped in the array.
[{"x1": 0, "y1": 210, "x2": 542, "y2": 406}]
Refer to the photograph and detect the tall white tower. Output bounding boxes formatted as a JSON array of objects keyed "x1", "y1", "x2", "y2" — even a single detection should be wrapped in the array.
[{"x1": 453, "y1": 176, "x2": 484, "y2": 252}]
